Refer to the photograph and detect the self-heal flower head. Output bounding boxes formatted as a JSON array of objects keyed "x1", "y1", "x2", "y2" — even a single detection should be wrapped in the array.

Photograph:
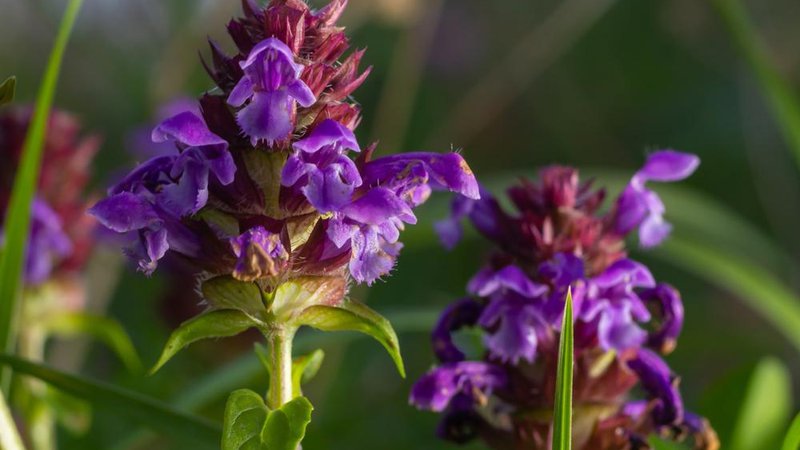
[
  {"x1": 413, "y1": 157, "x2": 717, "y2": 450},
  {"x1": 228, "y1": 37, "x2": 316, "y2": 145},
  {"x1": 613, "y1": 150, "x2": 699, "y2": 247}
]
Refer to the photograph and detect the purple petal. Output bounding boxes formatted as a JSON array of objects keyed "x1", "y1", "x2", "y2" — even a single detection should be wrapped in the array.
[
  {"x1": 348, "y1": 225, "x2": 397, "y2": 284},
  {"x1": 341, "y1": 188, "x2": 416, "y2": 225},
  {"x1": 435, "y1": 195, "x2": 477, "y2": 250},
  {"x1": 432, "y1": 298, "x2": 483, "y2": 362},
  {"x1": 626, "y1": 349, "x2": 685, "y2": 426},
  {"x1": 478, "y1": 294, "x2": 548, "y2": 363},
  {"x1": 228, "y1": 76, "x2": 255, "y2": 107},
  {"x1": 642, "y1": 284, "x2": 684, "y2": 354},
  {"x1": 230, "y1": 226, "x2": 289, "y2": 281},
  {"x1": 592, "y1": 259, "x2": 655, "y2": 289},
  {"x1": 288, "y1": 79, "x2": 316, "y2": 108},
  {"x1": 236, "y1": 90, "x2": 292, "y2": 145},
  {"x1": 467, "y1": 264, "x2": 547, "y2": 298},
  {"x1": 635, "y1": 151, "x2": 700, "y2": 186},
  {"x1": 597, "y1": 303, "x2": 647, "y2": 351},
  {"x1": 363, "y1": 152, "x2": 480, "y2": 203},
  {"x1": 293, "y1": 119, "x2": 360, "y2": 154},
  {"x1": 89, "y1": 192, "x2": 162, "y2": 233},
  {"x1": 151, "y1": 111, "x2": 228, "y2": 149},
  {"x1": 409, "y1": 361, "x2": 506, "y2": 412}
]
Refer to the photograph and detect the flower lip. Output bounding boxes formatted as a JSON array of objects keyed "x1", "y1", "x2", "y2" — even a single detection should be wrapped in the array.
[{"x1": 293, "y1": 119, "x2": 360, "y2": 154}]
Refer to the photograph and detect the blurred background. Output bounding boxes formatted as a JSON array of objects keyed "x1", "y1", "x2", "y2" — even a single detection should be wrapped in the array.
[{"x1": 3, "y1": 0, "x2": 800, "y2": 448}]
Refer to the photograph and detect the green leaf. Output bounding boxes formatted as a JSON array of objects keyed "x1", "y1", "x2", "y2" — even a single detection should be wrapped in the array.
[
  {"x1": 42, "y1": 312, "x2": 142, "y2": 373},
  {"x1": 0, "y1": 76, "x2": 16, "y2": 106},
  {"x1": 294, "y1": 299, "x2": 405, "y2": 378},
  {"x1": 222, "y1": 389, "x2": 269, "y2": 450},
  {"x1": 201, "y1": 276, "x2": 266, "y2": 317},
  {"x1": 0, "y1": 0, "x2": 84, "y2": 394},
  {"x1": 731, "y1": 358, "x2": 792, "y2": 450},
  {"x1": 261, "y1": 396, "x2": 313, "y2": 450},
  {"x1": 782, "y1": 412, "x2": 800, "y2": 450},
  {"x1": 649, "y1": 437, "x2": 688, "y2": 450},
  {"x1": 552, "y1": 288, "x2": 574, "y2": 450},
  {"x1": 151, "y1": 309, "x2": 258, "y2": 374},
  {"x1": 711, "y1": 0, "x2": 800, "y2": 171},
  {"x1": 0, "y1": 354, "x2": 220, "y2": 448},
  {"x1": 655, "y1": 238, "x2": 800, "y2": 354},
  {"x1": 221, "y1": 389, "x2": 313, "y2": 450},
  {"x1": 291, "y1": 349, "x2": 324, "y2": 397}
]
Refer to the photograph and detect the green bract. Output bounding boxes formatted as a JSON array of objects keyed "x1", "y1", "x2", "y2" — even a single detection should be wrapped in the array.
[{"x1": 222, "y1": 389, "x2": 312, "y2": 450}]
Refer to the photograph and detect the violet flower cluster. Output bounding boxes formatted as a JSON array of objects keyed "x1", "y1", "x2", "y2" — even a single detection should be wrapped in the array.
[
  {"x1": 411, "y1": 151, "x2": 718, "y2": 450},
  {"x1": 90, "y1": 0, "x2": 478, "y2": 294},
  {"x1": 0, "y1": 107, "x2": 99, "y2": 288}
]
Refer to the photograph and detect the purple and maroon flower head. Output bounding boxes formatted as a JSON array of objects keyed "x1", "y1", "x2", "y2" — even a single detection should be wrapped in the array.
[
  {"x1": 0, "y1": 107, "x2": 100, "y2": 288},
  {"x1": 412, "y1": 151, "x2": 718, "y2": 450},
  {"x1": 90, "y1": 0, "x2": 478, "y2": 303}
]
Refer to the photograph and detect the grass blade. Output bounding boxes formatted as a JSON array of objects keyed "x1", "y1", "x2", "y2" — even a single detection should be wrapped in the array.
[
  {"x1": 0, "y1": 389, "x2": 24, "y2": 450},
  {"x1": 0, "y1": 354, "x2": 220, "y2": 448},
  {"x1": 0, "y1": 0, "x2": 84, "y2": 393},
  {"x1": 655, "y1": 237, "x2": 800, "y2": 354},
  {"x1": 711, "y1": 0, "x2": 800, "y2": 170},
  {"x1": 552, "y1": 288, "x2": 574, "y2": 450},
  {"x1": 782, "y1": 412, "x2": 800, "y2": 450},
  {"x1": 0, "y1": 76, "x2": 16, "y2": 106},
  {"x1": 731, "y1": 358, "x2": 792, "y2": 450}
]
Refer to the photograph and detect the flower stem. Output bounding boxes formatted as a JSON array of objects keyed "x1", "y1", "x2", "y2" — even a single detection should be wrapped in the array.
[{"x1": 268, "y1": 327, "x2": 295, "y2": 409}]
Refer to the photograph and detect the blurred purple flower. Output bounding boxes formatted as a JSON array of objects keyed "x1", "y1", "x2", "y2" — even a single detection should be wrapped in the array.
[
  {"x1": 613, "y1": 150, "x2": 699, "y2": 247},
  {"x1": 409, "y1": 361, "x2": 506, "y2": 412}
]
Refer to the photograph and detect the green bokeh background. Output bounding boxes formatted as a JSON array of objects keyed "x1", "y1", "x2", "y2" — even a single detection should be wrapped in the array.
[{"x1": 3, "y1": 0, "x2": 800, "y2": 448}]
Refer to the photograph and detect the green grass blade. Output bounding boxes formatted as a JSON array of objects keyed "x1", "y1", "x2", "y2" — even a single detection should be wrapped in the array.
[
  {"x1": 0, "y1": 354, "x2": 220, "y2": 448},
  {"x1": 552, "y1": 288, "x2": 574, "y2": 450},
  {"x1": 782, "y1": 412, "x2": 800, "y2": 450},
  {"x1": 0, "y1": 0, "x2": 84, "y2": 393},
  {"x1": 711, "y1": 0, "x2": 800, "y2": 170},
  {"x1": 655, "y1": 237, "x2": 800, "y2": 354},
  {"x1": 0, "y1": 389, "x2": 24, "y2": 450},
  {"x1": 731, "y1": 358, "x2": 792, "y2": 450}
]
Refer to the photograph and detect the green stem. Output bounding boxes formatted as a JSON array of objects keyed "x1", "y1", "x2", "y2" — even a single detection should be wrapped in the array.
[{"x1": 267, "y1": 327, "x2": 295, "y2": 409}]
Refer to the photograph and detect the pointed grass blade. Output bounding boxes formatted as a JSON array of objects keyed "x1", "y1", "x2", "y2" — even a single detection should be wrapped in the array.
[
  {"x1": 552, "y1": 288, "x2": 574, "y2": 450},
  {"x1": 731, "y1": 358, "x2": 792, "y2": 450},
  {"x1": 0, "y1": 0, "x2": 84, "y2": 394},
  {"x1": 0, "y1": 354, "x2": 220, "y2": 448},
  {"x1": 782, "y1": 412, "x2": 800, "y2": 450}
]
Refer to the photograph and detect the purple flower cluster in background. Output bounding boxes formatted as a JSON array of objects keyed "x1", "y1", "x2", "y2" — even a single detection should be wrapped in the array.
[
  {"x1": 91, "y1": 0, "x2": 478, "y2": 288},
  {"x1": 411, "y1": 151, "x2": 718, "y2": 450},
  {"x1": 0, "y1": 108, "x2": 100, "y2": 287}
]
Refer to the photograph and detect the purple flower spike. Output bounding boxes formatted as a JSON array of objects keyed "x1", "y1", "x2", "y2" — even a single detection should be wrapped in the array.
[
  {"x1": 432, "y1": 298, "x2": 484, "y2": 363},
  {"x1": 152, "y1": 111, "x2": 236, "y2": 216},
  {"x1": 282, "y1": 119, "x2": 362, "y2": 212},
  {"x1": 230, "y1": 226, "x2": 289, "y2": 281},
  {"x1": 478, "y1": 293, "x2": 549, "y2": 363},
  {"x1": 409, "y1": 361, "x2": 506, "y2": 412},
  {"x1": 627, "y1": 348, "x2": 684, "y2": 426},
  {"x1": 363, "y1": 152, "x2": 480, "y2": 207},
  {"x1": 613, "y1": 150, "x2": 699, "y2": 248},
  {"x1": 641, "y1": 283, "x2": 684, "y2": 354},
  {"x1": 468, "y1": 264, "x2": 547, "y2": 298},
  {"x1": 228, "y1": 37, "x2": 316, "y2": 145},
  {"x1": 22, "y1": 198, "x2": 73, "y2": 285}
]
